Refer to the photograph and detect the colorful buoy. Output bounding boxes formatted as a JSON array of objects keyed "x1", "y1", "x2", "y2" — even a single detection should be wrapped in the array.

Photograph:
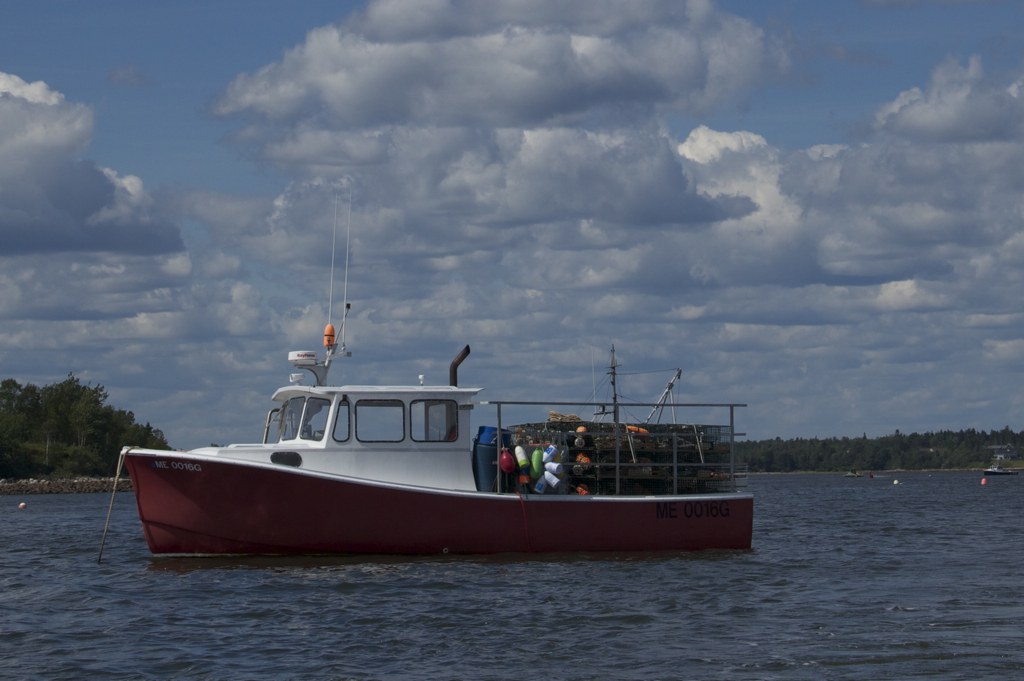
[
  {"x1": 893, "y1": 480, "x2": 899, "y2": 485},
  {"x1": 981, "y1": 478, "x2": 988, "y2": 486},
  {"x1": 513, "y1": 446, "x2": 530, "y2": 469},
  {"x1": 18, "y1": 502, "x2": 26, "y2": 509},
  {"x1": 499, "y1": 449, "x2": 516, "y2": 473},
  {"x1": 530, "y1": 448, "x2": 544, "y2": 479}
]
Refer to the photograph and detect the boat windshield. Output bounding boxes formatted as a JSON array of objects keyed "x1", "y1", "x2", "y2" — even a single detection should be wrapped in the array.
[
  {"x1": 300, "y1": 398, "x2": 331, "y2": 441},
  {"x1": 278, "y1": 397, "x2": 305, "y2": 441}
]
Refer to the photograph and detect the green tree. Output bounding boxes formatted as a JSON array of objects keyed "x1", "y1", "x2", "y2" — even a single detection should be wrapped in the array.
[{"x1": 0, "y1": 373, "x2": 170, "y2": 479}]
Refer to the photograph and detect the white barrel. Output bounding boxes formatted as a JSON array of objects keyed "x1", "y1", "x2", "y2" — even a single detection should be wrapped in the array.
[
  {"x1": 543, "y1": 444, "x2": 559, "y2": 463},
  {"x1": 533, "y1": 478, "x2": 549, "y2": 494},
  {"x1": 543, "y1": 470, "x2": 560, "y2": 487},
  {"x1": 544, "y1": 462, "x2": 563, "y2": 476}
]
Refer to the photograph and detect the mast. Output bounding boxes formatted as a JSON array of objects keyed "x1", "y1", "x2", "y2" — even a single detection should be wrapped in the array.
[
  {"x1": 609, "y1": 345, "x2": 621, "y2": 494},
  {"x1": 609, "y1": 344, "x2": 620, "y2": 425}
]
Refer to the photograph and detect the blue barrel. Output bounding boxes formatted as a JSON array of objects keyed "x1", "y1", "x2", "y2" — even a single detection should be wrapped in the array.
[{"x1": 472, "y1": 427, "x2": 511, "y2": 492}]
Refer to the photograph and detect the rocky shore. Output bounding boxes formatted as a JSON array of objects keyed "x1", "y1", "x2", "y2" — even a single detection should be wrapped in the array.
[{"x1": 0, "y1": 478, "x2": 134, "y2": 495}]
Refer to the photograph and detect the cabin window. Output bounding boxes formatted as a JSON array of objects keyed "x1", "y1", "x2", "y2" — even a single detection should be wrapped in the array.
[
  {"x1": 411, "y1": 400, "x2": 459, "y2": 442},
  {"x1": 355, "y1": 399, "x2": 405, "y2": 442},
  {"x1": 332, "y1": 400, "x2": 350, "y2": 442},
  {"x1": 300, "y1": 398, "x2": 331, "y2": 441},
  {"x1": 278, "y1": 397, "x2": 305, "y2": 441}
]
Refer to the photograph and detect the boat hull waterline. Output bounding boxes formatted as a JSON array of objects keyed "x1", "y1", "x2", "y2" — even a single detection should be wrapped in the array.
[{"x1": 125, "y1": 450, "x2": 753, "y2": 555}]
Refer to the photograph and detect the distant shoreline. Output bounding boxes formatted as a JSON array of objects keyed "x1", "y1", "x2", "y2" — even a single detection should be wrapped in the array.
[
  {"x1": 0, "y1": 478, "x2": 134, "y2": 495},
  {"x1": 0, "y1": 467, "x2": 1015, "y2": 494}
]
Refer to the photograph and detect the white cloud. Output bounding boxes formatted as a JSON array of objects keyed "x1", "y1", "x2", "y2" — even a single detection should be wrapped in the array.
[
  {"x1": 213, "y1": 282, "x2": 263, "y2": 336},
  {"x1": 0, "y1": 72, "x2": 64, "y2": 105},
  {"x1": 678, "y1": 125, "x2": 768, "y2": 163},
  {"x1": 874, "y1": 279, "x2": 948, "y2": 311},
  {"x1": 214, "y1": 0, "x2": 788, "y2": 130},
  {"x1": 0, "y1": 71, "x2": 182, "y2": 255},
  {"x1": 86, "y1": 168, "x2": 152, "y2": 225},
  {"x1": 874, "y1": 55, "x2": 1024, "y2": 142},
  {"x1": 161, "y1": 252, "x2": 193, "y2": 277},
  {"x1": 983, "y1": 339, "x2": 1024, "y2": 362}
]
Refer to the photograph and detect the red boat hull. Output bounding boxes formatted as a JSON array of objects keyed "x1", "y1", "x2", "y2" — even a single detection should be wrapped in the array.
[{"x1": 125, "y1": 451, "x2": 753, "y2": 555}]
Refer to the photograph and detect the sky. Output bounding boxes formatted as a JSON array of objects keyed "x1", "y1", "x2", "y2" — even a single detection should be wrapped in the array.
[{"x1": 3, "y1": 0, "x2": 1024, "y2": 449}]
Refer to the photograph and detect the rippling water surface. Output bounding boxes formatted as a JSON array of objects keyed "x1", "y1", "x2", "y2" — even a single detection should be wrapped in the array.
[{"x1": 2, "y1": 472, "x2": 1023, "y2": 679}]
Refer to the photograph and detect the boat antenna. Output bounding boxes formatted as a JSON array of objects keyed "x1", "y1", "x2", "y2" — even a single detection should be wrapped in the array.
[
  {"x1": 328, "y1": 193, "x2": 339, "y2": 324},
  {"x1": 297, "y1": 187, "x2": 352, "y2": 387},
  {"x1": 339, "y1": 185, "x2": 352, "y2": 350},
  {"x1": 327, "y1": 185, "x2": 353, "y2": 359}
]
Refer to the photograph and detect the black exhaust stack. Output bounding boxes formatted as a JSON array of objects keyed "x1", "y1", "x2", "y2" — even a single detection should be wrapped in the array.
[{"x1": 450, "y1": 345, "x2": 471, "y2": 387}]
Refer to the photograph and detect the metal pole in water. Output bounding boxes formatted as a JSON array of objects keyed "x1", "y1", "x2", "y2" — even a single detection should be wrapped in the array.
[{"x1": 98, "y1": 447, "x2": 128, "y2": 564}]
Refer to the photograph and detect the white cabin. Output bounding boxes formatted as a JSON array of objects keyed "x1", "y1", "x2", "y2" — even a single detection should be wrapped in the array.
[{"x1": 192, "y1": 384, "x2": 482, "y2": 491}]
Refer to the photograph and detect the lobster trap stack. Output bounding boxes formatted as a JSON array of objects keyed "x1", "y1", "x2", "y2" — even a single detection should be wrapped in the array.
[{"x1": 506, "y1": 413, "x2": 737, "y2": 496}]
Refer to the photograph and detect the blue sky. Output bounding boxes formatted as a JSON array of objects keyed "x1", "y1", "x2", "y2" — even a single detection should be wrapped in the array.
[{"x1": 3, "y1": 0, "x2": 1024, "y2": 448}]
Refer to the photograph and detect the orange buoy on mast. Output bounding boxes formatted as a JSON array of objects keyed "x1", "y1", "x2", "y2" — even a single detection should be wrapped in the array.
[{"x1": 324, "y1": 323, "x2": 336, "y2": 348}]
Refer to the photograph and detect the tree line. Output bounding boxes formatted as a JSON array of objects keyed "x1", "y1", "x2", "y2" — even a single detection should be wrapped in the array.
[
  {"x1": 736, "y1": 427, "x2": 1019, "y2": 473},
  {"x1": 0, "y1": 374, "x2": 169, "y2": 479},
  {"x1": 1, "y1": 372, "x2": 1015, "y2": 478}
]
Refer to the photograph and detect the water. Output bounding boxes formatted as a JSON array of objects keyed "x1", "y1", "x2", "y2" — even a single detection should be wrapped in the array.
[{"x1": 2, "y1": 472, "x2": 1022, "y2": 679}]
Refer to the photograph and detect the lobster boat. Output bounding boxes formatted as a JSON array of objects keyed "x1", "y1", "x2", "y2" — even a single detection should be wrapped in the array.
[
  {"x1": 121, "y1": 334, "x2": 752, "y2": 556},
  {"x1": 983, "y1": 464, "x2": 1018, "y2": 476}
]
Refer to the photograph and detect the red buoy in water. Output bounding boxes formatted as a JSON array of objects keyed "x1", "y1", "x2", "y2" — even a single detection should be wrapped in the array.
[{"x1": 981, "y1": 478, "x2": 988, "y2": 485}]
